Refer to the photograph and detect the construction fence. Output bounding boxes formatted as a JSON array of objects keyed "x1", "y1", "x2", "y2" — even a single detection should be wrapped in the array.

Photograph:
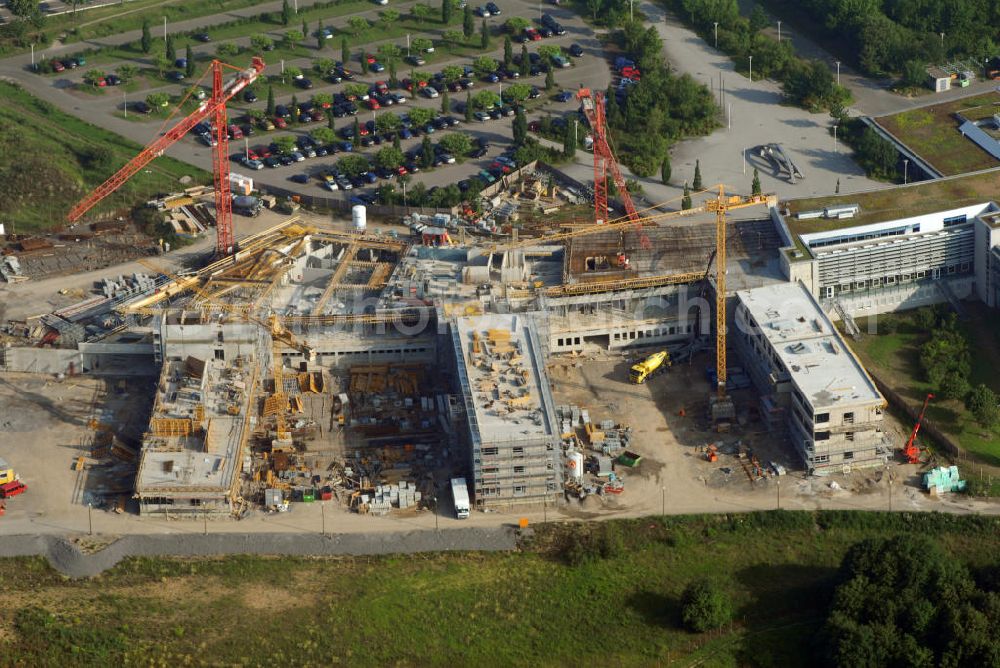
[{"x1": 868, "y1": 371, "x2": 959, "y2": 458}]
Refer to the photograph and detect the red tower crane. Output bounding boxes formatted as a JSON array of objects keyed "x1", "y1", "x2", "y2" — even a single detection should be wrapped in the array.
[
  {"x1": 576, "y1": 88, "x2": 649, "y2": 250},
  {"x1": 902, "y1": 393, "x2": 934, "y2": 464},
  {"x1": 66, "y1": 57, "x2": 266, "y2": 256}
]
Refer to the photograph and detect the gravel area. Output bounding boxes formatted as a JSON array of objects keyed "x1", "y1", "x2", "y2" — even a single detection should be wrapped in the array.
[{"x1": 1, "y1": 527, "x2": 517, "y2": 578}]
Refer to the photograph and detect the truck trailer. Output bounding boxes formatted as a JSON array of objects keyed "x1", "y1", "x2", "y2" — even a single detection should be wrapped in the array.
[{"x1": 451, "y1": 477, "x2": 470, "y2": 519}]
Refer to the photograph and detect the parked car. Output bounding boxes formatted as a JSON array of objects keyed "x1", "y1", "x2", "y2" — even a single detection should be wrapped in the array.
[
  {"x1": 371, "y1": 61, "x2": 385, "y2": 72},
  {"x1": 471, "y1": 146, "x2": 488, "y2": 158},
  {"x1": 475, "y1": 5, "x2": 491, "y2": 17},
  {"x1": 406, "y1": 54, "x2": 426, "y2": 66},
  {"x1": 296, "y1": 77, "x2": 314, "y2": 89},
  {"x1": 133, "y1": 101, "x2": 152, "y2": 114},
  {"x1": 485, "y1": 1, "x2": 500, "y2": 14},
  {"x1": 552, "y1": 55, "x2": 571, "y2": 69},
  {"x1": 194, "y1": 32, "x2": 211, "y2": 42},
  {"x1": 275, "y1": 104, "x2": 291, "y2": 118},
  {"x1": 243, "y1": 90, "x2": 258, "y2": 102},
  {"x1": 167, "y1": 71, "x2": 185, "y2": 81},
  {"x1": 555, "y1": 90, "x2": 574, "y2": 102},
  {"x1": 104, "y1": 74, "x2": 121, "y2": 86},
  {"x1": 273, "y1": 116, "x2": 288, "y2": 128},
  {"x1": 474, "y1": 110, "x2": 490, "y2": 122},
  {"x1": 568, "y1": 43, "x2": 584, "y2": 57},
  {"x1": 290, "y1": 173, "x2": 310, "y2": 183},
  {"x1": 422, "y1": 86, "x2": 439, "y2": 99}
]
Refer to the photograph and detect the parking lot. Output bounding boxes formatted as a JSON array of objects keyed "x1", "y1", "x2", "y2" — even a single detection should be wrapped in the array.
[{"x1": 20, "y1": 0, "x2": 612, "y2": 206}]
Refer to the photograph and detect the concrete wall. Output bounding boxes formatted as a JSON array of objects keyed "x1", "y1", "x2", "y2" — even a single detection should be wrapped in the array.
[
  {"x1": 2, "y1": 346, "x2": 82, "y2": 375},
  {"x1": 975, "y1": 218, "x2": 1000, "y2": 306}
]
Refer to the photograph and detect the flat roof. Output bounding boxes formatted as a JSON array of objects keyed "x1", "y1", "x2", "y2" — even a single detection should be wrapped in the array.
[
  {"x1": 783, "y1": 170, "x2": 1000, "y2": 238},
  {"x1": 737, "y1": 283, "x2": 883, "y2": 410},
  {"x1": 135, "y1": 358, "x2": 253, "y2": 497},
  {"x1": 454, "y1": 313, "x2": 556, "y2": 444}
]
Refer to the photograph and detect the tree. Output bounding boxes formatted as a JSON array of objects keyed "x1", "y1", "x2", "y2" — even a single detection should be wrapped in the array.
[
  {"x1": 380, "y1": 8, "x2": 400, "y2": 27},
  {"x1": 562, "y1": 120, "x2": 576, "y2": 158},
  {"x1": 338, "y1": 154, "x2": 371, "y2": 176},
  {"x1": 503, "y1": 35, "x2": 513, "y2": 69},
  {"x1": 471, "y1": 89, "x2": 500, "y2": 109},
  {"x1": 661, "y1": 155, "x2": 671, "y2": 184},
  {"x1": 352, "y1": 117, "x2": 361, "y2": 141},
  {"x1": 82, "y1": 69, "x2": 106, "y2": 87},
  {"x1": 751, "y1": 168, "x2": 761, "y2": 196},
  {"x1": 344, "y1": 83, "x2": 369, "y2": 98},
  {"x1": 347, "y1": 16, "x2": 369, "y2": 36},
  {"x1": 409, "y1": 106, "x2": 435, "y2": 126},
  {"x1": 692, "y1": 159, "x2": 702, "y2": 190},
  {"x1": 311, "y1": 127, "x2": 336, "y2": 144},
  {"x1": 117, "y1": 64, "x2": 139, "y2": 83},
  {"x1": 473, "y1": 56, "x2": 498, "y2": 78},
  {"x1": 141, "y1": 19, "x2": 152, "y2": 54},
  {"x1": 502, "y1": 82, "x2": 532, "y2": 104},
  {"x1": 513, "y1": 107, "x2": 527, "y2": 145},
  {"x1": 442, "y1": 0, "x2": 452, "y2": 24},
  {"x1": 823, "y1": 535, "x2": 1000, "y2": 667},
  {"x1": 267, "y1": 85, "x2": 276, "y2": 116},
  {"x1": 422, "y1": 135, "x2": 434, "y2": 168},
  {"x1": 289, "y1": 94, "x2": 299, "y2": 124},
  {"x1": 146, "y1": 92, "x2": 170, "y2": 109},
  {"x1": 284, "y1": 65, "x2": 302, "y2": 80},
  {"x1": 375, "y1": 146, "x2": 405, "y2": 169},
  {"x1": 411, "y1": 3, "x2": 433, "y2": 22},
  {"x1": 393, "y1": 132, "x2": 401, "y2": 150},
  {"x1": 967, "y1": 384, "x2": 999, "y2": 427},
  {"x1": 360, "y1": 57, "x2": 369, "y2": 74},
  {"x1": 166, "y1": 35, "x2": 176, "y2": 62},
  {"x1": 441, "y1": 92, "x2": 450, "y2": 114},
  {"x1": 316, "y1": 21, "x2": 324, "y2": 50},
  {"x1": 439, "y1": 132, "x2": 472, "y2": 156},
  {"x1": 378, "y1": 44, "x2": 402, "y2": 65},
  {"x1": 314, "y1": 58, "x2": 335, "y2": 75},
  {"x1": 681, "y1": 578, "x2": 732, "y2": 632},
  {"x1": 682, "y1": 182, "x2": 692, "y2": 209},
  {"x1": 442, "y1": 65, "x2": 464, "y2": 83},
  {"x1": 153, "y1": 53, "x2": 172, "y2": 77},
  {"x1": 216, "y1": 42, "x2": 240, "y2": 58},
  {"x1": 480, "y1": 19, "x2": 489, "y2": 49},
  {"x1": 328, "y1": 111, "x2": 336, "y2": 131},
  {"x1": 313, "y1": 91, "x2": 333, "y2": 106},
  {"x1": 342, "y1": 37, "x2": 349, "y2": 65},
  {"x1": 748, "y1": 3, "x2": 768, "y2": 33},
  {"x1": 465, "y1": 92, "x2": 473, "y2": 122},
  {"x1": 545, "y1": 66, "x2": 555, "y2": 91},
  {"x1": 520, "y1": 45, "x2": 530, "y2": 77},
  {"x1": 375, "y1": 112, "x2": 401, "y2": 133},
  {"x1": 185, "y1": 45, "x2": 195, "y2": 78},
  {"x1": 281, "y1": 0, "x2": 292, "y2": 26},
  {"x1": 463, "y1": 5, "x2": 474, "y2": 39},
  {"x1": 251, "y1": 34, "x2": 275, "y2": 53},
  {"x1": 284, "y1": 30, "x2": 304, "y2": 48},
  {"x1": 412, "y1": 37, "x2": 434, "y2": 53},
  {"x1": 505, "y1": 16, "x2": 530, "y2": 33},
  {"x1": 443, "y1": 29, "x2": 464, "y2": 44},
  {"x1": 538, "y1": 44, "x2": 561, "y2": 60},
  {"x1": 586, "y1": 0, "x2": 600, "y2": 21}
]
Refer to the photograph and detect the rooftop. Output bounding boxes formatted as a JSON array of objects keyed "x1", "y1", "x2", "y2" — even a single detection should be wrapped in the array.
[
  {"x1": 737, "y1": 283, "x2": 883, "y2": 409},
  {"x1": 783, "y1": 169, "x2": 1000, "y2": 242},
  {"x1": 135, "y1": 357, "x2": 255, "y2": 497},
  {"x1": 454, "y1": 313, "x2": 556, "y2": 445}
]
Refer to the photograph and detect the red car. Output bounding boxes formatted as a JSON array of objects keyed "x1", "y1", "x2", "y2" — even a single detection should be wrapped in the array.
[
  {"x1": 247, "y1": 149, "x2": 260, "y2": 160},
  {"x1": 52, "y1": 60, "x2": 65, "y2": 72},
  {"x1": 0, "y1": 480, "x2": 27, "y2": 499},
  {"x1": 367, "y1": 98, "x2": 380, "y2": 110},
  {"x1": 375, "y1": 80, "x2": 389, "y2": 94},
  {"x1": 310, "y1": 109, "x2": 325, "y2": 121},
  {"x1": 254, "y1": 146, "x2": 272, "y2": 158},
  {"x1": 317, "y1": 99, "x2": 332, "y2": 108},
  {"x1": 273, "y1": 116, "x2": 287, "y2": 128},
  {"x1": 396, "y1": 165, "x2": 408, "y2": 175},
  {"x1": 365, "y1": 53, "x2": 377, "y2": 64},
  {"x1": 525, "y1": 28, "x2": 541, "y2": 41}
]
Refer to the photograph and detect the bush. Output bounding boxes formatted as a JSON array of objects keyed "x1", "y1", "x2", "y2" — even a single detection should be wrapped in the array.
[
  {"x1": 966, "y1": 384, "x2": 1000, "y2": 427},
  {"x1": 680, "y1": 578, "x2": 732, "y2": 632}
]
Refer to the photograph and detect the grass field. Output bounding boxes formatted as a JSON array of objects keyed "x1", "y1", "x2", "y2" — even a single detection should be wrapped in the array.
[
  {"x1": 0, "y1": 81, "x2": 207, "y2": 233},
  {"x1": 852, "y1": 304, "x2": 1000, "y2": 469},
  {"x1": 784, "y1": 169, "x2": 1000, "y2": 239},
  {"x1": 1, "y1": 512, "x2": 998, "y2": 666},
  {"x1": 877, "y1": 92, "x2": 1000, "y2": 176}
]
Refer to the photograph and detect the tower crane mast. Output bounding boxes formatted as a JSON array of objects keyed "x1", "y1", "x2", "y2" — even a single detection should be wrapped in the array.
[
  {"x1": 576, "y1": 88, "x2": 649, "y2": 250},
  {"x1": 67, "y1": 57, "x2": 266, "y2": 256}
]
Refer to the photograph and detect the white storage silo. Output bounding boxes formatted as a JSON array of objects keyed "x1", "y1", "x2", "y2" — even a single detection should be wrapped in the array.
[
  {"x1": 352, "y1": 204, "x2": 367, "y2": 232},
  {"x1": 566, "y1": 450, "x2": 584, "y2": 482}
]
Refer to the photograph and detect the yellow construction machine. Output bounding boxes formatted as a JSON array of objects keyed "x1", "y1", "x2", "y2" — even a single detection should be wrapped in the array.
[{"x1": 629, "y1": 350, "x2": 670, "y2": 384}]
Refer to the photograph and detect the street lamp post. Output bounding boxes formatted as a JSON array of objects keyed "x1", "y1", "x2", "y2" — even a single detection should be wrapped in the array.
[
  {"x1": 940, "y1": 32, "x2": 944, "y2": 48},
  {"x1": 776, "y1": 480, "x2": 781, "y2": 509},
  {"x1": 87, "y1": 502, "x2": 93, "y2": 535},
  {"x1": 903, "y1": 158, "x2": 909, "y2": 185},
  {"x1": 835, "y1": 60, "x2": 841, "y2": 86},
  {"x1": 777, "y1": 20, "x2": 781, "y2": 42},
  {"x1": 833, "y1": 123, "x2": 838, "y2": 153},
  {"x1": 713, "y1": 22, "x2": 718, "y2": 49},
  {"x1": 743, "y1": 147, "x2": 746, "y2": 174},
  {"x1": 30, "y1": 43, "x2": 34, "y2": 70},
  {"x1": 629, "y1": 0, "x2": 633, "y2": 22},
  {"x1": 661, "y1": 486, "x2": 665, "y2": 515},
  {"x1": 163, "y1": 16, "x2": 167, "y2": 40},
  {"x1": 748, "y1": 55, "x2": 752, "y2": 84},
  {"x1": 123, "y1": 91, "x2": 127, "y2": 118}
]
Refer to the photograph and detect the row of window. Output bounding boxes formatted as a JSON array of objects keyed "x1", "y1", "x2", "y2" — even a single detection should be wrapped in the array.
[
  {"x1": 820, "y1": 264, "x2": 971, "y2": 297},
  {"x1": 808, "y1": 224, "x2": 917, "y2": 250}
]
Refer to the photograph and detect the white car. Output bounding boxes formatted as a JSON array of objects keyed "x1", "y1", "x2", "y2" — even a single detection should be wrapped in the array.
[
  {"x1": 291, "y1": 151, "x2": 305, "y2": 162},
  {"x1": 422, "y1": 86, "x2": 439, "y2": 98},
  {"x1": 439, "y1": 153, "x2": 455, "y2": 164},
  {"x1": 325, "y1": 180, "x2": 339, "y2": 191},
  {"x1": 375, "y1": 0, "x2": 388, "y2": 4}
]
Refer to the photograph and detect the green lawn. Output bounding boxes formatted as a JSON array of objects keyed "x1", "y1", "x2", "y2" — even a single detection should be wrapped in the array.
[
  {"x1": 0, "y1": 82, "x2": 208, "y2": 233},
  {"x1": 1, "y1": 512, "x2": 998, "y2": 666},
  {"x1": 878, "y1": 93, "x2": 1000, "y2": 176},
  {"x1": 852, "y1": 304, "x2": 1000, "y2": 469}
]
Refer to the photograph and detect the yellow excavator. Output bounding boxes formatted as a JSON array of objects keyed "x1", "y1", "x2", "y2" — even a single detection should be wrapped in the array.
[{"x1": 629, "y1": 350, "x2": 670, "y2": 384}]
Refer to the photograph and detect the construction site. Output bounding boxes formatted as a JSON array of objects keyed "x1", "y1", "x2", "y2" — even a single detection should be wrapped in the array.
[{"x1": 0, "y1": 82, "x2": 976, "y2": 529}]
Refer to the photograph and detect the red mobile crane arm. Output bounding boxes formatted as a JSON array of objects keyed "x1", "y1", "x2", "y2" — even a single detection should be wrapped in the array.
[
  {"x1": 67, "y1": 57, "x2": 266, "y2": 255},
  {"x1": 576, "y1": 88, "x2": 647, "y2": 249},
  {"x1": 902, "y1": 392, "x2": 934, "y2": 464}
]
